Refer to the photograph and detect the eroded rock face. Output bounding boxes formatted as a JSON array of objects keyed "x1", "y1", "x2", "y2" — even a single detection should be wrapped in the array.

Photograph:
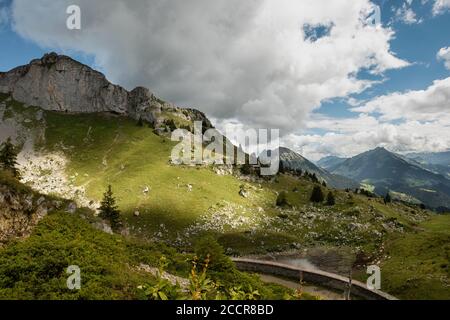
[
  {"x1": 0, "y1": 184, "x2": 58, "y2": 246},
  {"x1": 0, "y1": 53, "x2": 129, "y2": 114},
  {"x1": 127, "y1": 86, "x2": 162, "y2": 124},
  {"x1": 0, "y1": 52, "x2": 214, "y2": 132}
]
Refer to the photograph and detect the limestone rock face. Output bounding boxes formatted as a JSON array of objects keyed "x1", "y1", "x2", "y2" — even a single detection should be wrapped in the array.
[
  {"x1": 127, "y1": 86, "x2": 162, "y2": 124},
  {"x1": 0, "y1": 52, "x2": 214, "y2": 132},
  {"x1": 0, "y1": 53, "x2": 129, "y2": 114},
  {"x1": 0, "y1": 183, "x2": 59, "y2": 246}
]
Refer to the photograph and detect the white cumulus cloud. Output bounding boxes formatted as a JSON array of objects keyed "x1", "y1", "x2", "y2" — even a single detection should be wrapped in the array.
[
  {"x1": 283, "y1": 77, "x2": 450, "y2": 160},
  {"x1": 395, "y1": 3, "x2": 422, "y2": 24},
  {"x1": 433, "y1": 0, "x2": 450, "y2": 15},
  {"x1": 284, "y1": 118, "x2": 450, "y2": 161},
  {"x1": 352, "y1": 77, "x2": 450, "y2": 122},
  {"x1": 437, "y1": 47, "x2": 450, "y2": 70},
  {"x1": 10, "y1": 0, "x2": 408, "y2": 134}
]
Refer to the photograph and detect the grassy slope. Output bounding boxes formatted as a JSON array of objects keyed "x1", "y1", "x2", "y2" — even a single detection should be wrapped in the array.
[
  {"x1": 379, "y1": 214, "x2": 450, "y2": 300},
  {"x1": 0, "y1": 212, "x2": 158, "y2": 300},
  {"x1": 41, "y1": 111, "x2": 432, "y2": 253},
  {"x1": 41, "y1": 112, "x2": 440, "y2": 230},
  {"x1": 2, "y1": 93, "x2": 448, "y2": 299},
  {"x1": 42, "y1": 111, "x2": 275, "y2": 239},
  {"x1": 39, "y1": 113, "x2": 440, "y2": 249},
  {"x1": 0, "y1": 210, "x2": 293, "y2": 300}
]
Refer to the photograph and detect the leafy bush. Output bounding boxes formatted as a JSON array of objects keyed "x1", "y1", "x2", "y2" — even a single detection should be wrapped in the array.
[
  {"x1": 0, "y1": 212, "x2": 291, "y2": 300},
  {"x1": 0, "y1": 213, "x2": 185, "y2": 300},
  {"x1": 194, "y1": 236, "x2": 234, "y2": 272},
  {"x1": 140, "y1": 255, "x2": 299, "y2": 301},
  {"x1": 276, "y1": 191, "x2": 290, "y2": 207}
]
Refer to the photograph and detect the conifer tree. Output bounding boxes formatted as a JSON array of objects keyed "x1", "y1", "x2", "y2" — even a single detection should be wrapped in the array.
[
  {"x1": 311, "y1": 173, "x2": 319, "y2": 183},
  {"x1": 0, "y1": 137, "x2": 20, "y2": 178},
  {"x1": 99, "y1": 185, "x2": 121, "y2": 231},
  {"x1": 310, "y1": 185, "x2": 325, "y2": 203},
  {"x1": 326, "y1": 191, "x2": 336, "y2": 206},
  {"x1": 384, "y1": 192, "x2": 392, "y2": 204}
]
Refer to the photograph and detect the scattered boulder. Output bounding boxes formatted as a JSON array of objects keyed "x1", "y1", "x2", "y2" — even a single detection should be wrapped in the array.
[
  {"x1": 239, "y1": 185, "x2": 249, "y2": 198},
  {"x1": 66, "y1": 202, "x2": 77, "y2": 214},
  {"x1": 36, "y1": 196, "x2": 46, "y2": 206},
  {"x1": 93, "y1": 220, "x2": 113, "y2": 235}
]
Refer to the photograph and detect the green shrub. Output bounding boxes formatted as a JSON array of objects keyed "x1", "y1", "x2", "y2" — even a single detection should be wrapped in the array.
[
  {"x1": 276, "y1": 191, "x2": 290, "y2": 207},
  {"x1": 194, "y1": 236, "x2": 234, "y2": 272}
]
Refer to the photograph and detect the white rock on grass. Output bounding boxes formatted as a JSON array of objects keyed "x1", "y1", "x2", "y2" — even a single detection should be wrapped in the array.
[{"x1": 17, "y1": 149, "x2": 99, "y2": 212}]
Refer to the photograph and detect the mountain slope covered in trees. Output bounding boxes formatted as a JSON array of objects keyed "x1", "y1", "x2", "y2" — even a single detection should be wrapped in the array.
[{"x1": 327, "y1": 147, "x2": 450, "y2": 211}]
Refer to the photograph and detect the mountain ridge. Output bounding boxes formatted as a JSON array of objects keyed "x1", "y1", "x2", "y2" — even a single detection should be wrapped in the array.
[
  {"x1": 317, "y1": 155, "x2": 347, "y2": 171},
  {"x1": 403, "y1": 151, "x2": 450, "y2": 179},
  {"x1": 328, "y1": 147, "x2": 450, "y2": 210},
  {"x1": 276, "y1": 147, "x2": 358, "y2": 189},
  {"x1": 0, "y1": 52, "x2": 213, "y2": 133}
]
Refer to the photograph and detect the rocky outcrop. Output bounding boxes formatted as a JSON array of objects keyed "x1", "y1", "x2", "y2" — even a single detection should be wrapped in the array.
[
  {"x1": 0, "y1": 181, "x2": 63, "y2": 246},
  {"x1": 0, "y1": 52, "x2": 213, "y2": 132},
  {"x1": 127, "y1": 86, "x2": 163, "y2": 124},
  {"x1": 0, "y1": 53, "x2": 129, "y2": 114}
]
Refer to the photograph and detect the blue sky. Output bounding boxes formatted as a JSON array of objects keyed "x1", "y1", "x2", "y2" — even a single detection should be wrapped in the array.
[
  {"x1": 0, "y1": 21, "x2": 95, "y2": 74},
  {"x1": 314, "y1": 0, "x2": 450, "y2": 120},
  {"x1": 1, "y1": 0, "x2": 449, "y2": 160},
  {"x1": 2, "y1": 0, "x2": 448, "y2": 99}
]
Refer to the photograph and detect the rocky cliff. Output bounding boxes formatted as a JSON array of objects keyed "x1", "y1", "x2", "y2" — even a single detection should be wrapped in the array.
[
  {"x1": 0, "y1": 173, "x2": 67, "y2": 246},
  {"x1": 0, "y1": 52, "x2": 212, "y2": 132}
]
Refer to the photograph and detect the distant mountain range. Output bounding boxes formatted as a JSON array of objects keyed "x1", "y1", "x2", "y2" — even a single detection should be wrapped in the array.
[
  {"x1": 403, "y1": 151, "x2": 450, "y2": 180},
  {"x1": 316, "y1": 156, "x2": 347, "y2": 171},
  {"x1": 277, "y1": 147, "x2": 358, "y2": 189},
  {"x1": 319, "y1": 147, "x2": 450, "y2": 211}
]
